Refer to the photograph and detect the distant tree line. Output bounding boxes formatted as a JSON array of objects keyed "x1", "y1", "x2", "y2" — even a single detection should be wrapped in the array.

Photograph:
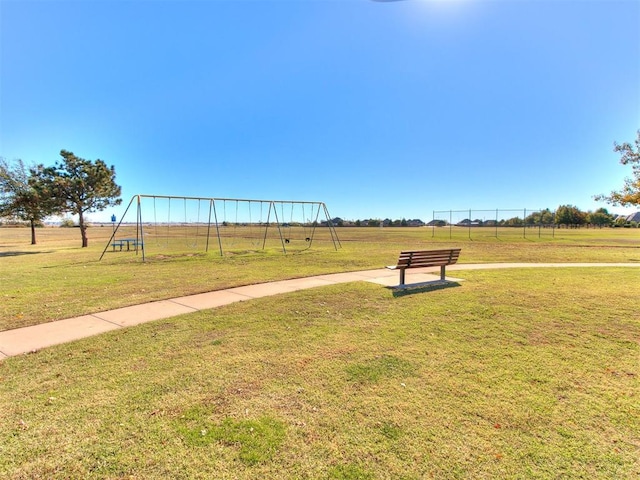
[
  {"x1": 327, "y1": 206, "x2": 638, "y2": 229},
  {"x1": 4, "y1": 129, "x2": 639, "y2": 244},
  {"x1": 327, "y1": 218, "x2": 426, "y2": 228},
  {"x1": 330, "y1": 130, "x2": 640, "y2": 230}
]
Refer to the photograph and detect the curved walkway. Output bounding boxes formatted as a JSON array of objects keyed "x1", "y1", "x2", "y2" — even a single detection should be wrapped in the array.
[{"x1": 1, "y1": 263, "x2": 638, "y2": 360}]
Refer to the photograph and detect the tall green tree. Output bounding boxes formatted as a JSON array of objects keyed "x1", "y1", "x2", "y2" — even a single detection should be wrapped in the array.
[
  {"x1": 587, "y1": 208, "x2": 614, "y2": 227},
  {"x1": 594, "y1": 130, "x2": 640, "y2": 207},
  {"x1": 37, "y1": 150, "x2": 122, "y2": 247},
  {"x1": 526, "y1": 208, "x2": 555, "y2": 225},
  {"x1": 555, "y1": 205, "x2": 586, "y2": 227},
  {"x1": 503, "y1": 216, "x2": 524, "y2": 227},
  {"x1": 0, "y1": 158, "x2": 56, "y2": 244}
]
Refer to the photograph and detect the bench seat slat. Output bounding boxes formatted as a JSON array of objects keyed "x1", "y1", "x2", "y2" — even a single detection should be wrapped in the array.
[
  {"x1": 395, "y1": 250, "x2": 460, "y2": 267},
  {"x1": 397, "y1": 254, "x2": 458, "y2": 262}
]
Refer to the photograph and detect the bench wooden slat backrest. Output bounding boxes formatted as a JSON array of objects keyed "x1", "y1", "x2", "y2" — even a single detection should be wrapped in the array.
[{"x1": 395, "y1": 248, "x2": 461, "y2": 269}]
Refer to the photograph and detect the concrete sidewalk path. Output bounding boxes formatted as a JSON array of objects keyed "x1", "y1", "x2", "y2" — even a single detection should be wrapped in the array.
[{"x1": 1, "y1": 263, "x2": 638, "y2": 360}]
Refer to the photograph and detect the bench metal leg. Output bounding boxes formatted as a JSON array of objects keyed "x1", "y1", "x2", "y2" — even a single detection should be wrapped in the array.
[
  {"x1": 440, "y1": 265, "x2": 446, "y2": 281},
  {"x1": 399, "y1": 269, "x2": 405, "y2": 286}
]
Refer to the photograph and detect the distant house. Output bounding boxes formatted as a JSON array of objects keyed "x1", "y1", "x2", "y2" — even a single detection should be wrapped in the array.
[
  {"x1": 456, "y1": 219, "x2": 481, "y2": 227},
  {"x1": 426, "y1": 219, "x2": 447, "y2": 227},
  {"x1": 407, "y1": 219, "x2": 425, "y2": 227},
  {"x1": 322, "y1": 217, "x2": 347, "y2": 227},
  {"x1": 625, "y1": 211, "x2": 640, "y2": 223}
]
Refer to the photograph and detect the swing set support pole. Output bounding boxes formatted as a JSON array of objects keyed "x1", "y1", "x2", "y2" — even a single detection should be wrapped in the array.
[
  {"x1": 205, "y1": 199, "x2": 213, "y2": 253},
  {"x1": 262, "y1": 201, "x2": 272, "y2": 250},
  {"x1": 274, "y1": 202, "x2": 286, "y2": 253},
  {"x1": 323, "y1": 202, "x2": 341, "y2": 250},
  {"x1": 212, "y1": 199, "x2": 223, "y2": 256},
  {"x1": 306, "y1": 203, "x2": 321, "y2": 248},
  {"x1": 99, "y1": 195, "x2": 137, "y2": 261},
  {"x1": 137, "y1": 195, "x2": 145, "y2": 262}
]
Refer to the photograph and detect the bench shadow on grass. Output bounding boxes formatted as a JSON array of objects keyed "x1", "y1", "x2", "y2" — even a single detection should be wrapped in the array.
[{"x1": 389, "y1": 280, "x2": 462, "y2": 298}]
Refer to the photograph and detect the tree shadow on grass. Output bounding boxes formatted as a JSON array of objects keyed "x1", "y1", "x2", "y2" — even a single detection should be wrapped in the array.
[
  {"x1": 389, "y1": 281, "x2": 462, "y2": 298},
  {"x1": 0, "y1": 250, "x2": 51, "y2": 258}
]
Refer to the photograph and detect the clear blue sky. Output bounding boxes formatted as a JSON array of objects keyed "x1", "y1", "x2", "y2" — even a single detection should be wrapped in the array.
[{"x1": 1, "y1": 0, "x2": 639, "y2": 223}]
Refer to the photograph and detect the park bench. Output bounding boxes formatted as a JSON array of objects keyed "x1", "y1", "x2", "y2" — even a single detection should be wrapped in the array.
[{"x1": 386, "y1": 248, "x2": 462, "y2": 286}]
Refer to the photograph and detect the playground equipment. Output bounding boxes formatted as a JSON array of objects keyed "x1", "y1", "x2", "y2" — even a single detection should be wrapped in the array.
[{"x1": 100, "y1": 195, "x2": 341, "y2": 261}]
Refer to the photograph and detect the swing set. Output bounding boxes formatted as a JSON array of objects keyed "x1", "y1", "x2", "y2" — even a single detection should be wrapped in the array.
[{"x1": 100, "y1": 195, "x2": 341, "y2": 261}]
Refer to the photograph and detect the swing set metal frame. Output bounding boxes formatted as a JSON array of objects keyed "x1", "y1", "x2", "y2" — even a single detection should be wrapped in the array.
[{"x1": 100, "y1": 194, "x2": 341, "y2": 262}]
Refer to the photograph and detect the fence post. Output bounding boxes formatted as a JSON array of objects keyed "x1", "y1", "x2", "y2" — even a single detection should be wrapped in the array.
[
  {"x1": 538, "y1": 208, "x2": 542, "y2": 238},
  {"x1": 432, "y1": 210, "x2": 435, "y2": 238},
  {"x1": 449, "y1": 210, "x2": 452, "y2": 240}
]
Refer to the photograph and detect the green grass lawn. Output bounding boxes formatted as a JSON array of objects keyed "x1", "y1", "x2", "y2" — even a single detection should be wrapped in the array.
[
  {"x1": 1, "y1": 225, "x2": 639, "y2": 478},
  {"x1": 1, "y1": 267, "x2": 638, "y2": 479},
  {"x1": 1, "y1": 225, "x2": 638, "y2": 330}
]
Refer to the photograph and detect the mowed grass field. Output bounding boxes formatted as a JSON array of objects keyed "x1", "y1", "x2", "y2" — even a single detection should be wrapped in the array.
[
  {"x1": 1, "y1": 225, "x2": 639, "y2": 331},
  {"x1": 0, "y1": 226, "x2": 639, "y2": 479}
]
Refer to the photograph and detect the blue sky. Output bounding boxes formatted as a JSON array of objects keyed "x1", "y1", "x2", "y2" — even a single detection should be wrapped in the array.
[{"x1": 1, "y1": 0, "x2": 639, "y2": 223}]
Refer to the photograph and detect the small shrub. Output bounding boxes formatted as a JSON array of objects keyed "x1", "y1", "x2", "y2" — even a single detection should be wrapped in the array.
[{"x1": 59, "y1": 218, "x2": 76, "y2": 228}]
